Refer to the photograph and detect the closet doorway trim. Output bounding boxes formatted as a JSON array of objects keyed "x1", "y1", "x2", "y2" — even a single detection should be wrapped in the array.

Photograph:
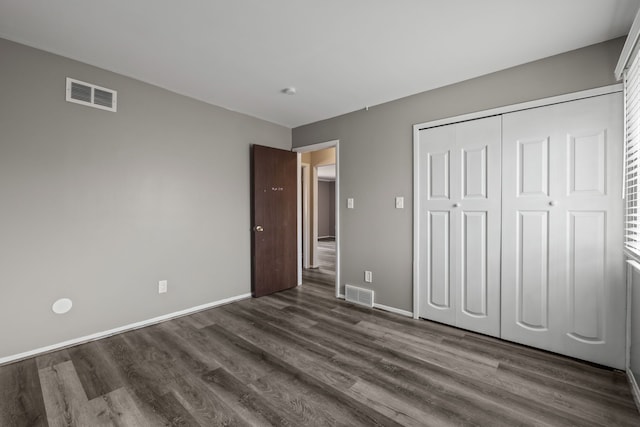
[{"x1": 412, "y1": 83, "x2": 622, "y2": 319}]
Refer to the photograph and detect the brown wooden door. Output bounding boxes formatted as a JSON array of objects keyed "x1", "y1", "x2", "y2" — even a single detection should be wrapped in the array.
[{"x1": 251, "y1": 144, "x2": 297, "y2": 297}]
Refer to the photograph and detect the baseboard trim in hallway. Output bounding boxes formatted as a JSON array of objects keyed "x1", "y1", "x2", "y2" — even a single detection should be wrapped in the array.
[{"x1": 0, "y1": 292, "x2": 252, "y2": 366}]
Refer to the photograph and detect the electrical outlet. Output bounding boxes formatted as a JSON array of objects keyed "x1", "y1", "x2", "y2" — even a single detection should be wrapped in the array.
[
  {"x1": 158, "y1": 280, "x2": 168, "y2": 294},
  {"x1": 364, "y1": 271, "x2": 373, "y2": 283}
]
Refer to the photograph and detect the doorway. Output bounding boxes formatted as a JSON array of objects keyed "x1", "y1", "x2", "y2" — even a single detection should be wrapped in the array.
[{"x1": 295, "y1": 141, "x2": 340, "y2": 298}]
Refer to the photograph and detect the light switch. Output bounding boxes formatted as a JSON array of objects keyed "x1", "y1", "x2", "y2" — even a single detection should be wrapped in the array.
[
  {"x1": 347, "y1": 198, "x2": 354, "y2": 209},
  {"x1": 158, "y1": 280, "x2": 168, "y2": 294},
  {"x1": 395, "y1": 196, "x2": 404, "y2": 209}
]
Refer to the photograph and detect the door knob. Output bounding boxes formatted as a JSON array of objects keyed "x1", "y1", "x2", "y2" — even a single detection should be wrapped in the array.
[
  {"x1": 453, "y1": 203, "x2": 461, "y2": 208},
  {"x1": 549, "y1": 201, "x2": 558, "y2": 207},
  {"x1": 254, "y1": 225, "x2": 264, "y2": 232}
]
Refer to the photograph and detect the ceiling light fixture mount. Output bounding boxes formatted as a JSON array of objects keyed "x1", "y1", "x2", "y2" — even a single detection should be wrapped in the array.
[{"x1": 282, "y1": 87, "x2": 296, "y2": 95}]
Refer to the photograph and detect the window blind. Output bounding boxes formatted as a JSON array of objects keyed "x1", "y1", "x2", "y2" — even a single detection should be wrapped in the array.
[{"x1": 625, "y1": 49, "x2": 640, "y2": 252}]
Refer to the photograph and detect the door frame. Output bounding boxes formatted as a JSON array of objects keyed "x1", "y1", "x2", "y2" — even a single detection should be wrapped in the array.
[
  {"x1": 300, "y1": 162, "x2": 311, "y2": 270},
  {"x1": 311, "y1": 165, "x2": 319, "y2": 267},
  {"x1": 412, "y1": 84, "x2": 622, "y2": 320},
  {"x1": 294, "y1": 140, "x2": 340, "y2": 299}
]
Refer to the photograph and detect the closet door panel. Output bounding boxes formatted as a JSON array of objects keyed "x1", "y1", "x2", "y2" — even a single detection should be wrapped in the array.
[
  {"x1": 429, "y1": 151, "x2": 451, "y2": 199},
  {"x1": 455, "y1": 117, "x2": 501, "y2": 337},
  {"x1": 518, "y1": 137, "x2": 549, "y2": 197},
  {"x1": 463, "y1": 146, "x2": 488, "y2": 199},
  {"x1": 568, "y1": 131, "x2": 606, "y2": 196},
  {"x1": 517, "y1": 211, "x2": 549, "y2": 331},
  {"x1": 502, "y1": 93, "x2": 625, "y2": 368},
  {"x1": 419, "y1": 125, "x2": 457, "y2": 326},
  {"x1": 428, "y1": 211, "x2": 451, "y2": 309},
  {"x1": 567, "y1": 211, "x2": 606, "y2": 342},
  {"x1": 559, "y1": 94, "x2": 624, "y2": 368},
  {"x1": 502, "y1": 117, "x2": 557, "y2": 350},
  {"x1": 461, "y1": 211, "x2": 488, "y2": 316},
  {"x1": 419, "y1": 116, "x2": 501, "y2": 336}
]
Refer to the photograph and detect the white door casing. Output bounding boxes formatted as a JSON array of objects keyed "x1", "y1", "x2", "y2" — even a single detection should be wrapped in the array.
[
  {"x1": 501, "y1": 93, "x2": 625, "y2": 369},
  {"x1": 294, "y1": 140, "x2": 341, "y2": 299},
  {"x1": 419, "y1": 116, "x2": 502, "y2": 337}
]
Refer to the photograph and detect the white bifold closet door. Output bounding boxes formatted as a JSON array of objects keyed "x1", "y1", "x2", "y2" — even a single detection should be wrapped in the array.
[
  {"x1": 418, "y1": 116, "x2": 501, "y2": 337},
  {"x1": 501, "y1": 93, "x2": 625, "y2": 369}
]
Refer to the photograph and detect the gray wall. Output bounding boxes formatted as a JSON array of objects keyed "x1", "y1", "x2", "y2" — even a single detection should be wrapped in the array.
[
  {"x1": 318, "y1": 180, "x2": 335, "y2": 238},
  {"x1": 293, "y1": 37, "x2": 625, "y2": 311},
  {"x1": 0, "y1": 38, "x2": 290, "y2": 360}
]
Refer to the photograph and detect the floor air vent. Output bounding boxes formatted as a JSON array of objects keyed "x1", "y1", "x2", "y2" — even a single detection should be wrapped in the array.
[
  {"x1": 66, "y1": 78, "x2": 117, "y2": 112},
  {"x1": 345, "y1": 285, "x2": 374, "y2": 308}
]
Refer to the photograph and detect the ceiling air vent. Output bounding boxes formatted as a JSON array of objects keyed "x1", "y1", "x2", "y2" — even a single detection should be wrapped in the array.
[{"x1": 65, "y1": 78, "x2": 117, "y2": 112}]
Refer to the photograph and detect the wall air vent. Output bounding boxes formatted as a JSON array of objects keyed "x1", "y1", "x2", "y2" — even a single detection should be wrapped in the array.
[
  {"x1": 65, "y1": 78, "x2": 117, "y2": 112},
  {"x1": 345, "y1": 284, "x2": 374, "y2": 308}
]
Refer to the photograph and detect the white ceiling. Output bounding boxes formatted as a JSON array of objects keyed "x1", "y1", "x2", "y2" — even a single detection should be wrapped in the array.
[{"x1": 0, "y1": 1, "x2": 638, "y2": 128}]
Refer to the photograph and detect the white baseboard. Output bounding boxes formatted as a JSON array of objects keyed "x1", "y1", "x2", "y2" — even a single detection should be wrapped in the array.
[
  {"x1": 629, "y1": 369, "x2": 640, "y2": 413},
  {"x1": 0, "y1": 292, "x2": 251, "y2": 366},
  {"x1": 373, "y1": 303, "x2": 413, "y2": 318},
  {"x1": 337, "y1": 294, "x2": 413, "y2": 318}
]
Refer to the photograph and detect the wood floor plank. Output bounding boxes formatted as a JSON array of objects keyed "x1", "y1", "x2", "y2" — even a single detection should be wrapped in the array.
[
  {"x1": 221, "y1": 304, "x2": 337, "y2": 360},
  {"x1": 272, "y1": 289, "x2": 341, "y2": 312},
  {"x1": 138, "y1": 325, "x2": 257, "y2": 426},
  {"x1": 219, "y1": 302, "x2": 521, "y2": 426},
  {"x1": 87, "y1": 387, "x2": 151, "y2": 427},
  {"x1": 171, "y1": 373, "x2": 252, "y2": 427},
  {"x1": 279, "y1": 317, "x2": 537, "y2": 425},
  {"x1": 204, "y1": 314, "x2": 355, "y2": 391},
  {"x1": 283, "y1": 302, "x2": 363, "y2": 325},
  {"x1": 447, "y1": 332, "x2": 635, "y2": 401},
  {"x1": 199, "y1": 324, "x2": 378, "y2": 426},
  {"x1": 145, "y1": 325, "x2": 222, "y2": 377},
  {"x1": 357, "y1": 319, "x2": 500, "y2": 368},
  {"x1": 497, "y1": 362, "x2": 640, "y2": 426},
  {"x1": 332, "y1": 302, "x2": 467, "y2": 339},
  {"x1": 238, "y1": 297, "x2": 318, "y2": 329},
  {"x1": 0, "y1": 358, "x2": 47, "y2": 427},
  {"x1": 172, "y1": 318, "x2": 279, "y2": 385},
  {"x1": 38, "y1": 360, "x2": 93, "y2": 427},
  {"x1": 204, "y1": 323, "x2": 404, "y2": 426},
  {"x1": 35, "y1": 350, "x2": 71, "y2": 371},
  {"x1": 67, "y1": 341, "x2": 124, "y2": 401},
  {"x1": 99, "y1": 334, "x2": 200, "y2": 426},
  {"x1": 248, "y1": 370, "x2": 374, "y2": 427},
  {"x1": 329, "y1": 319, "x2": 608, "y2": 427},
  {"x1": 341, "y1": 353, "x2": 513, "y2": 427},
  {"x1": 201, "y1": 367, "x2": 293, "y2": 426},
  {"x1": 302, "y1": 240, "x2": 336, "y2": 287},
  {"x1": 298, "y1": 315, "x2": 581, "y2": 425}
]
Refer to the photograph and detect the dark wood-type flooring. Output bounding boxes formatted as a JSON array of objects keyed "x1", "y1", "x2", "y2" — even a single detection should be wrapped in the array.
[
  {"x1": 1, "y1": 279, "x2": 639, "y2": 426},
  {"x1": 302, "y1": 238, "x2": 336, "y2": 286}
]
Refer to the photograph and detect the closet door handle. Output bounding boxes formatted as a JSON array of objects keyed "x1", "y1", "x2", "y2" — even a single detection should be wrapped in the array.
[
  {"x1": 453, "y1": 203, "x2": 461, "y2": 208},
  {"x1": 549, "y1": 201, "x2": 558, "y2": 207}
]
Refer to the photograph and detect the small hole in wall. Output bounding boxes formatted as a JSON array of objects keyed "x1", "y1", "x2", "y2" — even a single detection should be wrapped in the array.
[{"x1": 52, "y1": 298, "x2": 73, "y2": 314}]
